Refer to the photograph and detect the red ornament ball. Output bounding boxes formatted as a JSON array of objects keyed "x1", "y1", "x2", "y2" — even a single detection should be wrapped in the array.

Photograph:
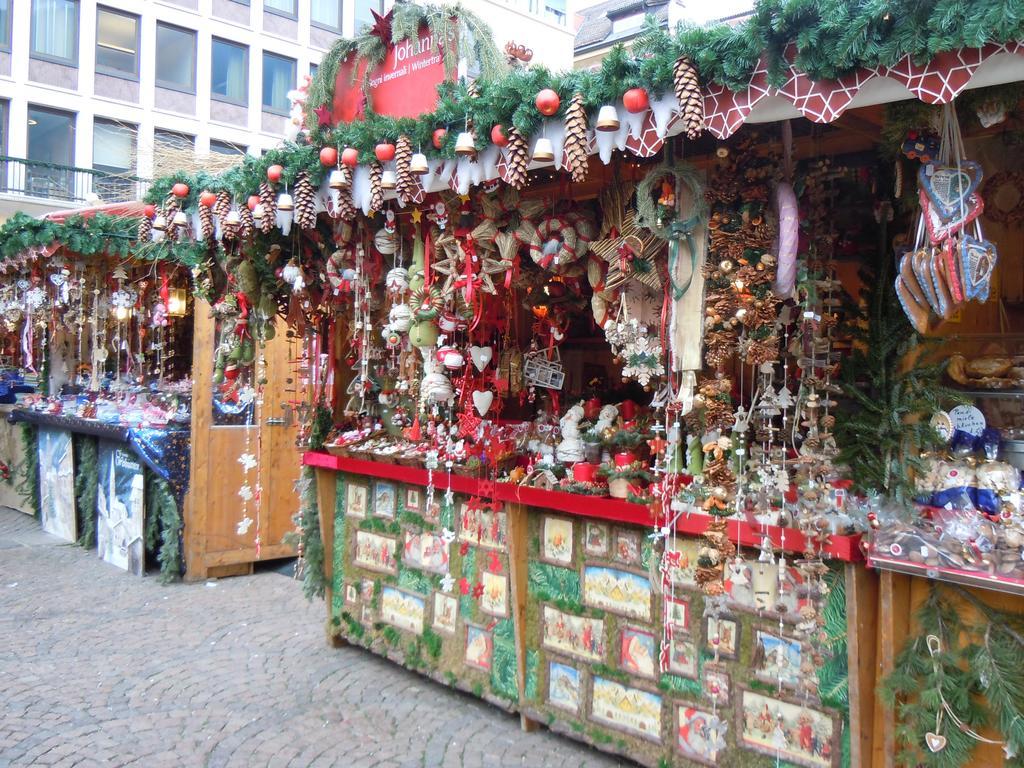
[
  {"x1": 247, "y1": 195, "x2": 260, "y2": 211},
  {"x1": 171, "y1": 182, "x2": 190, "y2": 198},
  {"x1": 341, "y1": 147, "x2": 359, "y2": 167},
  {"x1": 198, "y1": 190, "x2": 217, "y2": 208},
  {"x1": 143, "y1": 204, "x2": 156, "y2": 218},
  {"x1": 375, "y1": 142, "x2": 396, "y2": 163},
  {"x1": 535, "y1": 89, "x2": 560, "y2": 116},
  {"x1": 266, "y1": 164, "x2": 284, "y2": 183},
  {"x1": 490, "y1": 124, "x2": 508, "y2": 147},
  {"x1": 432, "y1": 128, "x2": 447, "y2": 150},
  {"x1": 623, "y1": 87, "x2": 650, "y2": 114},
  {"x1": 319, "y1": 146, "x2": 338, "y2": 166}
]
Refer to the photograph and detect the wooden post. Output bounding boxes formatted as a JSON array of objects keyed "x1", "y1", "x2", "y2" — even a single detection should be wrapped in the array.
[
  {"x1": 184, "y1": 300, "x2": 214, "y2": 581},
  {"x1": 845, "y1": 563, "x2": 879, "y2": 768},
  {"x1": 874, "y1": 570, "x2": 912, "y2": 768},
  {"x1": 506, "y1": 501, "x2": 539, "y2": 732},
  {"x1": 315, "y1": 467, "x2": 340, "y2": 645}
]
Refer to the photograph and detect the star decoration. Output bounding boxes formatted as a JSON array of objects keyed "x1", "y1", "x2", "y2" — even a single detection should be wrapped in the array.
[
  {"x1": 486, "y1": 551, "x2": 502, "y2": 573},
  {"x1": 440, "y1": 573, "x2": 455, "y2": 592},
  {"x1": 410, "y1": 208, "x2": 423, "y2": 224},
  {"x1": 368, "y1": 8, "x2": 393, "y2": 43},
  {"x1": 313, "y1": 103, "x2": 332, "y2": 127},
  {"x1": 458, "y1": 409, "x2": 483, "y2": 438},
  {"x1": 458, "y1": 576, "x2": 470, "y2": 595},
  {"x1": 589, "y1": 214, "x2": 663, "y2": 293},
  {"x1": 472, "y1": 582, "x2": 484, "y2": 599}
]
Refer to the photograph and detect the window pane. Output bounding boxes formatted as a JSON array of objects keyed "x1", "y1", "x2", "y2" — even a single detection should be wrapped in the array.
[
  {"x1": 262, "y1": 53, "x2": 295, "y2": 113},
  {"x1": 155, "y1": 24, "x2": 195, "y2": 90},
  {"x1": 309, "y1": 62, "x2": 318, "y2": 79},
  {"x1": 311, "y1": 0, "x2": 340, "y2": 28},
  {"x1": 96, "y1": 8, "x2": 138, "y2": 75},
  {"x1": 93, "y1": 119, "x2": 135, "y2": 171},
  {"x1": 212, "y1": 39, "x2": 247, "y2": 103},
  {"x1": 0, "y1": 100, "x2": 8, "y2": 155},
  {"x1": 210, "y1": 140, "x2": 245, "y2": 156},
  {"x1": 31, "y1": 0, "x2": 78, "y2": 62},
  {"x1": 0, "y1": 0, "x2": 11, "y2": 48},
  {"x1": 154, "y1": 130, "x2": 194, "y2": 152},
  {"x1": 354, "y1": 0, "x2": 383, "y2": 33},
  {"x1": 264, "y1": 0, "x2": 295, "y2": 14},
  {"x1": 27, "y1": 107, "x2": 75, "y2": 199}
]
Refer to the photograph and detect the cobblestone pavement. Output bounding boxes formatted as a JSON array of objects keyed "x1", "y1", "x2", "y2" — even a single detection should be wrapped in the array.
[{"x1": 0, "y1": 508, "x2": 624, "y2": 768}]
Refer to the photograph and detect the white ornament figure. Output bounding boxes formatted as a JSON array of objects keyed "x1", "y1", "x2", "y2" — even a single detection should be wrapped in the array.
[
  {"x1": 556, "y1": 403, "x2": 586, "y2": 463},
  {"x1": 594, "y1": 404, "x2": 619, "y2": 434}
]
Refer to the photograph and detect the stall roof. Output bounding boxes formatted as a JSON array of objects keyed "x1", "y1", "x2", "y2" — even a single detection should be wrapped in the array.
[{"x1": 42, "y1": 202, "x2": 146, "y2": 225}]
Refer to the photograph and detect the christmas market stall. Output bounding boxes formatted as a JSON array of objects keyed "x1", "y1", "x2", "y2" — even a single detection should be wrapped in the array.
[{"x1": 49, "y1": 1, "x2": 1024, "y2": 765}]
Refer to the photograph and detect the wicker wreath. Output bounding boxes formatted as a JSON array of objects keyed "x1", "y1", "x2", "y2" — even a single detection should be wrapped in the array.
[
  {"x1": 634, "y1": 160, "x2": 707, "y2": 240},
  {"x1": 325, "y1": 248, "x2": 353, "y2": 292},
  {"x1": 409, "y1": 286, "x2": 443, "y2": 321},
  {"x1": 980, "y1": 170, "x2": 1024, "y2": 225},
  {"x1": 528, "y1": 215, "x2": 582, "y2": 274}
]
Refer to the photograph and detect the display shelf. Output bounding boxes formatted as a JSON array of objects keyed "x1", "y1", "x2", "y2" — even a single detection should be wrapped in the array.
[
  {"x1": 303, "y1": 451, "x2": 864, "y2": 561},
  {"x1": 9, "y1": 409, "x2": 133, "y2": 442},
  {"x1": 867, "y1": 554, "x2": 1024, "y2": 597},
  {"x1": 953, "y1": 388, "x2": 1024, "y2": 400}
]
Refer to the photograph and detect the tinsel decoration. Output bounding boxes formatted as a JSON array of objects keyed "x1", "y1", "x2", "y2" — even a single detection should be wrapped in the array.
[
  {"x1": 395, "y1": 134, "x2": 414, "y2": 201},
  {"x1": 563, "y1": 92, "x2": 589, "y2": 183},
  {"x1": 673, "y1": 55, "x2": 704, "y2": 139},
  {"x1": 369, "y1": 162, "x2": 384, "y2": 212},
  {"x1": 293, "y1": 171, "x2": 317, "y2": 230},
  {"x1": 198, "y1": 203, "x2": 215, "y2": 243},
  {"x1": 239, "y1": 204, "x2": 255, "y2": 240},
  {"x1": 213, "y1": 190, "x2": 231, "y2": 221},
  {"x1": 137, "y1": 214, "x2": 152, "y2": 243},
  {"x1": 259, "y1": 181, "x2": 276, "y2": 234},
  {"x1": 504, "y1": 127, "x2": 529, "y2": 190}
]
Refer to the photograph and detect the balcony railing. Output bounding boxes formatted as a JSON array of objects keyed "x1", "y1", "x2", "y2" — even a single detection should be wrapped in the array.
[{"x1": 0, "y1": 156, "x2": 150, "y2": 205}]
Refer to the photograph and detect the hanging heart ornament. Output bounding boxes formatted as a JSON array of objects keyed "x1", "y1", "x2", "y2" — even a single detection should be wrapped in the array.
[
  {"x1": 920, "y1": 189, "x2": 983, "y2": 244},
  {"x1": 472, "y1": 390, "x2": 494, "y2": 417},
  {"x1": 925, "y1": 732, "x2": 947, "y2": 752},
  {"x1": 959, "y1": 235, "x2": 998, "y2": 302},
  {"x1": 919, "y1": 161, "x2": 983, "y2": 221},
  {"x1": 469, "y1": 345, "x2": 493, "y2": 372}
]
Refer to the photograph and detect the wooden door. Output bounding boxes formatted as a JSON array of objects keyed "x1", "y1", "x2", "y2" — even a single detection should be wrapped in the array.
[{"x1": 184, "y1": 301, "x2": 299, "y2": 580}]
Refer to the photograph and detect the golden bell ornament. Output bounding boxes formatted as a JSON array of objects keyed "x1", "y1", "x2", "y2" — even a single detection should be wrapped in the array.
[
  {"x1": 381, "y1": 170, "x2": 397, "y2": 189},
  {"x1": 532, "y1": 137, "x2": 555, "y2": 163},
  {"x1": 409, "y1": 152, "x2": 429, "y2": 175},
  {"x1": 596, "y1": 105, "x2": 620, "y2": 132},
  {"x1": 455, "y1": 131, "x2": 477, "y2": 156}
]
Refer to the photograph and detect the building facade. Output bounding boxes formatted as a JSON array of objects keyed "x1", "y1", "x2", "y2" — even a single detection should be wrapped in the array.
[{"x1": 0, "y1": 0, "x2": 575, "y2": 219}]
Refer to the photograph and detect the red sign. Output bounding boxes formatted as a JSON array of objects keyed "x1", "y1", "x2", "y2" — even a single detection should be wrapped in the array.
[{"x1": 332, "y1": 26, "x2": 450, "y2": 124}]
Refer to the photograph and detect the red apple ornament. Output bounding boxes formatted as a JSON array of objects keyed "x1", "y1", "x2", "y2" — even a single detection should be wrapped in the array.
[
  {"x1": 490, "y1": 124, "x2": 508, "y2": 147},
  {"x1": 623, "y1": 87, "x2": 650, "y2": 114},
  {"x1": 341, "y1": 147, "x2": 359, "y2": 167},
  {"x1": 319, "y1": 146, "x2": 338, "y2": 166},
  {"x1": 144, "y1": 204, "x2": 156, "y2": 218},
  {"x1": 432, "y1": 128, "x2": 447, "y2": 150},
  {"x1": 247, "y1": 195, "x2": 260, "y2": 210},
  {"x1": 267, "y1": 164, "x2": 284, "y2": 183},
  {"x1": 375, "y1": 142, "x2": 396, "y2": 163},
  {"x1": 199, "y1": 190, "x2": 217, "y2": 207},
  {"x1": 171, "y1": 182, "x2": 190, "y2": 198},
  {"x1": 535, "y1": 88, "x2": 560, "y2": 116}
]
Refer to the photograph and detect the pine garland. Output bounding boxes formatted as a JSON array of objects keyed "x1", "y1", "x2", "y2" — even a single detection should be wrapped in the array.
[
  {"x1": 73, "y1": 434, "x2": 98, "y2": 548},
  {"x1": 296, "y1": 466, "x2": 326, "y2": 600},
  {"x1": 16, "y1": 424, "x2": 39, "y2": 518},
  {"x1": 144, "y1": 472, "x2": 183, "y2": 584},
  {"x1": 0, "y1": 212, "x2": 138, "y2": 263}
]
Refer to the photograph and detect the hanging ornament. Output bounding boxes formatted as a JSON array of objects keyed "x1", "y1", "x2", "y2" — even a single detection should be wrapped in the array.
[
  {"x1": 319, "y1": 146, "x2": 338, "y2": 166},
  {"x1": 266, "y1": 164, "x2": 283, "y2": 183},
  {"x1": 381, "y1": 169, "x2": 398, "y2": 190},
  {"x1": 532, "y1": 136, "x2": 554, "y2": 163},
  {"x1": 276, "y1": 192, "x2": 294, "y2": 235},
  {"x1": 199, "y1": 190, "x2": 217, "y2": 208},
  {"x1": 341, "y1": 147, "x2": 359, "y2": 167},
  {"x1": 137, "y1": 213, "x2": 152, "y2": 243},
  {"x1": 490, "y1": 124, "x2": 508, "y2": 147},
  {"x1": 375, "y1": 142, "x2": 396, "y2": 163},
  {"x1": 238, "y1": 204, "x2": 254, "y2": 239},
  {"x1": 369, "y1": 163, "x2": 384, "y2": 212},
  {"x1": 673, "y1": 56, "x2": 704, "y2": 139},
  {"x1": 171, "y1": 182, "x2": 190, "y2": 198},
  {"x1": 198, "y1": 202, "x2": 215, "y2": 242},
  {"x1": 535, "y1": 88, "x2": 560, "y2": 116},
  {"x1": 623, "y1": 87, "x2": 649, "y2": 114},
  {"x1": 563, "y1": 92, "x2": 589, "y2": 183},
  {"x1": 455, "y1": 131, "x2": 476, "y2": 156},
  {"x1": 504, "y1": 127, "x2": 529, "y2": 190},
  {"x1": 409, "y1": 152, "x2": 429, "y2": 175},
  {"x1": 293, "y1": 171, "x2": 317, "y2": 230},
  {"x1": 259, "y1": 181, "x2": 276, "y2": 234},
  {"x1": 596, "y1": 104, "x2": 620, "y2": 132},
  {"x1": 394, "y1": 135, "x2": 415, "y2": 199},
  {"x1": 432, "y1": 127, "x2": 447, "y2": 149}
]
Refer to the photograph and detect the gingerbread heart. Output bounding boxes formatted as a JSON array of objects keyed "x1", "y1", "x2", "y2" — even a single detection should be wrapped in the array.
[
  {"x1": 929, "y1": 250, "x2": 954, "y2": 319},
  {"x1": 896, "y1": 276, "x2": 932, "y2": 334},
  {"x1": 919, "y1": 161, "x2": 983, "y2": 221},
  {"x1": 925, "y1": 732, "x2": 947, "y2": 752},
  {"x1": 960, "y1": 235, "x2": 998, "y2": 302},
  {"x1": 941, "y1": 237, "x2": 965, "y2": 304},
  {"x1": 921, "y1": 189, "x2": 984, "y2": 244},
  {"x1": 899, "y1": 252, "x2": 930, "y2": 310},
  {"x1": 913, "y1": 249, "x2": 941, "y2": 314}
]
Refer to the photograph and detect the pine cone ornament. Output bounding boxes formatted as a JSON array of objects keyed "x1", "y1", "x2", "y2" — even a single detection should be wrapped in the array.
[
  {"x1": 336, "y1": 185, "x2": 358, "y2": 221},
  {"x1": 198, "y1": 203, "x2": 215, "y2": 242},
  {"x1": 259, "y1": 182, "x2": 276, "y2": 234},
  {"x1": 395, "y1": 135, "x2": 414, "y2": 202},
  {"x1": 504, "y1": 127, "x2": 529, "y2": 190},
  {"x1": 564, "y1": 92, "x2": 589, "y2": 183},
  {"x1": 137, "y1": 214, "x2": 152, "y2": 243},
  {"x1": 673, "y1": 56, "x2": 704, "y2": 140},
  {"x1": 293, "y1": 171, "x2": 317, "y2": 230},
  {"x1": 164, "y1": 200, "x2": 179, "y2": 242},
  {"x1": 239, "y1": 205, "x2": 254, "y2": 239},
  {"x1": 213, "y1": 190, "x2": 231, "y2": 220},
  {"x1": 369, "y1": 162, "x2": 384, "y2": 213}
]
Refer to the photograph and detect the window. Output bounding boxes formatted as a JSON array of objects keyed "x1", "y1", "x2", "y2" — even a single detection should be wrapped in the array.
[
  {"x1": 0, "y1": 0, "x2": 11, "y2": 51},
  {"x1": 96, "y1": 7, "x2": 138, "y2": 77},
  {"x1": 0, "y1": 100, "x2": 8, "y2": 156},
  {"x1": 264, "y1": 0, "x2": 296, "y2": 17},
  {"x1": 210, "y1": 140, "x2": 246, "y2": 156},
  {"x1": 311, "y1": 0, "x2": 341, "y2": 30},
  {"x1": 155, "y1": 23, "x2": 196, "y2": 92},
  {"x1": 31, "y1": 0, "x2": 79, "y2": 64},
  {"x1": 26, "y1": 106, "x2": 75, "y2": 199},
  {"x1": 93, "y1": 119, "x2": 137, "y2": 201},
  {"x1": 309, "y1": 62, "x2": 318, "y2": 80},
  {"x1": 262, "y1": 52, "x2": 295, "y2": 114},
  {"x1": 212, "y1": 38, "x2": 248, "y2": 105},
  {"x1": 354, "y1": 0, "x2": 384, "y2": 32}
]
